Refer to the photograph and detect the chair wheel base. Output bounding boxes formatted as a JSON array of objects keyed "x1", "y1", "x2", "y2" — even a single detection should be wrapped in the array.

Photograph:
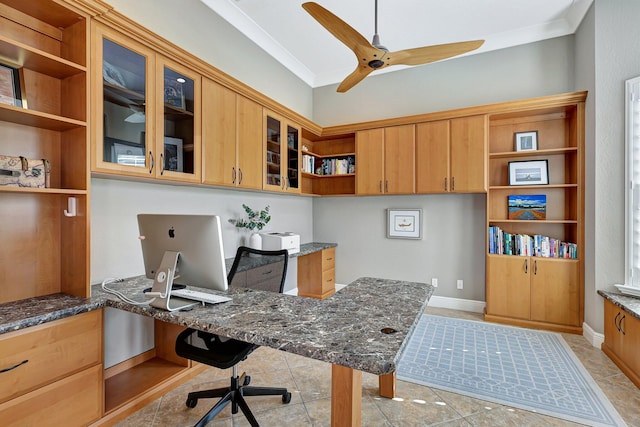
[
  {"x1": 243, "y1": 375, "x2": 251, "y2": 386},
  {"x1": 282, "y1": 392, "x2": 291, "y2": 404},
  {"x1": 186, "y1": 398, "x2": 198, "y2": 408}
]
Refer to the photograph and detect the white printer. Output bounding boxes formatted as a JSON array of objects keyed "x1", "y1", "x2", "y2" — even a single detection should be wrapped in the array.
[{"x1": 260, "y1": 232, "x2": 300, "y2": 254}]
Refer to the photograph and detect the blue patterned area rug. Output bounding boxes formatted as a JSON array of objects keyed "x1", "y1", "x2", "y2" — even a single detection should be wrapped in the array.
[{"x1": 397, "y1": 315, "x2": 626, "y2": 427}]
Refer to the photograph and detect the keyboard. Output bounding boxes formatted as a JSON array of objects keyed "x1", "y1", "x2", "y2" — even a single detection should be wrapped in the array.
[{"x1": 171, "y1": 288, "x2": 232, "y2": 305}]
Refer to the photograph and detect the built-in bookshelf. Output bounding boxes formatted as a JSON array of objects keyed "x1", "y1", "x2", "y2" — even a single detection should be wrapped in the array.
[{"x1": 300, "y1": 131, "x2": 356, "y2": 195}]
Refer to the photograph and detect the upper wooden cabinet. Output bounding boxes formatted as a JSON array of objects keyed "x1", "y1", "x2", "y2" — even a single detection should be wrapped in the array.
[
  {"x1": 91, "y1": 24, "x2": 201, "y2": 183},
  {"x1": 264, "y1": 110, "x2": 301, "y2": 193},
  {"x1": 202, "y1": 79, "x2": 262, "y2": 189},
  {"x1": 356, "y1": 125, "x2": 415, "y2": 195},
  {"x1": 415, "y1": 115, "x2": 487, "y2": 193}
]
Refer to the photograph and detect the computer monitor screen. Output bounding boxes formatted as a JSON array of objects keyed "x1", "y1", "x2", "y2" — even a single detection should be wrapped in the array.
[{"x1": 137, "y1": 214, "x2": 228, "y2": 291}]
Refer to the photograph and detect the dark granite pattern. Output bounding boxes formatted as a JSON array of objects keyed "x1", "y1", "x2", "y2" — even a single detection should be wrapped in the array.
[
  {"x1": 598, "y1": 290, "x2": 640, "y2": 320},
  {"x1": 0, "y1": 293, "x2": 102, "y2": 335},
  {"x1": 91, "y1": 275, "x2": 433, "y2": 374}
]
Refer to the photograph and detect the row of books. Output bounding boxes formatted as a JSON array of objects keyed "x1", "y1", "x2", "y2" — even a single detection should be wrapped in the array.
[
  {"x1": 488, "y1": 226, "x2": 578, "y2": 259},
  {"x1": 302, "y1": 155, "x2": 355, "y2": 176}
]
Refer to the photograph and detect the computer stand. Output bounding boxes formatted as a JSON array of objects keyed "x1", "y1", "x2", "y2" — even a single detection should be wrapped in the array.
[{"x1": 145, "y1": 250, "x2": 197, "y2": 312}]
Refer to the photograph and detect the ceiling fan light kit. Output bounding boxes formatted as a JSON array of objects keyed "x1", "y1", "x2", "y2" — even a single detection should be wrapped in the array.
[{"x1": 302, "y1": 1, "x2": 484, "y2": 92}]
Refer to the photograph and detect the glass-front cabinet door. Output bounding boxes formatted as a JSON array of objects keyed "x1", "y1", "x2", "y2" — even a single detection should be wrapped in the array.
[
  {"x1": 92, "y1": 25, "x2": 155, "y2": 177},
  {"x1": 263, "y1": 111, "x2": 300, "y2": 193},
  {"x1": 155, "y1": 56, "x2": 201, "y2": 182}
]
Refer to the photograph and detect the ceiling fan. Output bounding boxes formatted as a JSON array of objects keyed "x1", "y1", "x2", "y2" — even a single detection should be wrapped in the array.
[{"x1": 302, "y1": 1, "x2": 485, "y2": 92}]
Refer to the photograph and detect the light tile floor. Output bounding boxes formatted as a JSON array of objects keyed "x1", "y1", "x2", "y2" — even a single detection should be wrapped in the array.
[{"x1": 117, "y1": 308, "x2": 640, "y2": 426}]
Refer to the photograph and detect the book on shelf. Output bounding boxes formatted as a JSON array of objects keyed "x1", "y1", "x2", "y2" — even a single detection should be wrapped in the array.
[
  {"x1": 488, "y1": 225, "x2": 578, "y2": 259},
  {"x1": 302, "y1": 155, "x2": 355, "y2": 176}
]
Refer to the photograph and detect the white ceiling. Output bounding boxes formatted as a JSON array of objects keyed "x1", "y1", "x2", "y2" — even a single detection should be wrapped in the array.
[{"x1": 200, "y1": 0, "x2": 593, "y2": 89}]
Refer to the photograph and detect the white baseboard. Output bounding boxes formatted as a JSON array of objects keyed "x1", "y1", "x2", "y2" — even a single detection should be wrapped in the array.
[
  {"x1": 427, "y1": 295, "x2": 486, "y2": 313},
  {"x1": 582, "y1": 321, "x2": 604, "y2": 349}
]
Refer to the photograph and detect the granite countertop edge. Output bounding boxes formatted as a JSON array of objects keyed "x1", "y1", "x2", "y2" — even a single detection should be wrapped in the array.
[{"x1": 598, "y1": 290, "x2": 640, "y2": 320}]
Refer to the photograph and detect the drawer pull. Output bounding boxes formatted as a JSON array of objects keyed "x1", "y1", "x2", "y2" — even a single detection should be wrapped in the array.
[
  {"x1": 1, "y1": 359, "x2": 28, "y2": 373},
  {"x1": 326, "y1": 279, "x2": 332, "y2": 282},
  {"x1": 263, "y1": 270, "x2": 272, "y2": 275},
  {"x1": 326, "y1": 257, "x2": 333, "y2": 261}
]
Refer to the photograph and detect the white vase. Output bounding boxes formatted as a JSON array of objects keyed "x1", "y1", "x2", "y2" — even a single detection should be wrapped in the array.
[{"x1": 249, "y1": 232, "x2": 262, "y2": 250}]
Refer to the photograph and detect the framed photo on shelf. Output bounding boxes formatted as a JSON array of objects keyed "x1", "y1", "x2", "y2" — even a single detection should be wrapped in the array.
[
  {"x1": 0, "y1": 62, "x2": 26, "y2": 108},
  {"x1": 508, "y1": 160, "x2": 549, "y2": 186},
  {"x1": 514, "y1": 131, "x2": 538, "y2": 151},
  {"x1": 164, "y1": 78, "x2": 185, "y2": 109},
  {"x1": 387, "y1": 209, "x2": 422, "y2": 239},
  {"x1": 508, "y1": 194, "x2": 547, "y2": 220},
  {"x1": 163, "y1": 137, "x2": 183, "y2": 172}
]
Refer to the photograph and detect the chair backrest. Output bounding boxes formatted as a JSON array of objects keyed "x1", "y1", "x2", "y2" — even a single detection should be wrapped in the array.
[{"x1": 227, "y1": 246, "x2": 288, "y2": 293}]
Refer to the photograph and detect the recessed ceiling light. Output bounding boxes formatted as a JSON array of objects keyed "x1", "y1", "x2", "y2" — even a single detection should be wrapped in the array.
[{"x1": 177, "y1": 77, "x2": 186, "y2": 83}]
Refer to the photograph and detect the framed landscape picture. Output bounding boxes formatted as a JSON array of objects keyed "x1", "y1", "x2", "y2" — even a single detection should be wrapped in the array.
[{"x1": 508, "y1": 194, "x2": 547, "y2": 220}]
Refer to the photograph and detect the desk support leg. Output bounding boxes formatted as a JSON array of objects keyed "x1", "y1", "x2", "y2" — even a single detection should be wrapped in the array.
[
  {"x1": 378, "y1": 372, "x2": 396, "y2": 398},
  {"x1": 331, "y1": 364, "x2": 362, "y2": 427}
]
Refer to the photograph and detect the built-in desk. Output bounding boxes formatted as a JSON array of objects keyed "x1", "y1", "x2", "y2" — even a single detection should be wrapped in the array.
[{"x1": 92, "y1": 276, "x2": 433, "y2": 426}]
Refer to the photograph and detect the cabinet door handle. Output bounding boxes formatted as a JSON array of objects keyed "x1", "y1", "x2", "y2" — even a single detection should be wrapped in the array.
[
  {"x1": 379, "y1": 180, "x2": 383, "y2": 193},
  {"x1": 160, "y1": 153, "x2": 165, "y2": 175},
  {"x1": 451, "y1": 176, "x2": 455, "y2": 191},
  {"x1": 534, "y1": 260, "x2": 538, "y2": 275},
  {"x1": 620, "y1": 315, "x2": 626, "y2": 335},
  {"x1": 149, "y1": 151, "x2": 154, "y2": 174},
  {"x1": 232, "y1": 167, "x2": 236, "y2": 184},
  {"x1": 239, "y1": 168, "x2": 243, "y2": 185},
  {"x1": 614, "y1": 312, "x2": 621, "y2": 331},
  {"x1": 0, "y1": 359, "x2": 28, "y2": 374},
  {"x1": 385, "y1": 180, "x2": 389, "y2": 192},
  {"x1": 444, "y1": 177, "x2": 447, "y2": 191},
  {"x1": 524, "y1": 259, "x2": 528, "y2": 274}
]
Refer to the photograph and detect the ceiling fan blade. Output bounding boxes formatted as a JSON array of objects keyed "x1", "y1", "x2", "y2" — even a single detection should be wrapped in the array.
[
  {"x1": 302, "y1": 2, "x2": 372, "y2": 53},
  {"x1": 389, "y1": 40, "x2": 484, "y2": 66},
  {"x1": 337, "y1": 66, "x2": 375, "y2": 93}
]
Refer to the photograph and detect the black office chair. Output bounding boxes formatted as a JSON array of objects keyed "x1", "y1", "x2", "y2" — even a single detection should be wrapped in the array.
[{"x1": 175, "y1": 246, "x2": 292, "y2": 427}]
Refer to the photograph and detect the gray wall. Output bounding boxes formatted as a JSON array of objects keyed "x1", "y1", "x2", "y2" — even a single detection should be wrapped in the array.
[{"x1": 314, "y1": 194, "x2": 486, "y2": 301}]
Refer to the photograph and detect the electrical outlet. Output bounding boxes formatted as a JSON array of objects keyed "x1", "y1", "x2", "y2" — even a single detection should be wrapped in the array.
[
  {"x1": 431, "y1": 278, "x2": 438, "y2": 288},
  {"x1": 457, "y1": 279, "x2": 463, "y2": 289}
]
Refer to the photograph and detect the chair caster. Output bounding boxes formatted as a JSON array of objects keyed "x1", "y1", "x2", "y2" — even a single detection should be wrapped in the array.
[
  {"x1": 243, "y1": 375, "x2": 251, "y2": 386},
  {"x1": 282, "y1": 392, "x2": 292, "y2": 404},
  {"x1": 186, "y1": 397, "x2": 198, "y2": 408}
]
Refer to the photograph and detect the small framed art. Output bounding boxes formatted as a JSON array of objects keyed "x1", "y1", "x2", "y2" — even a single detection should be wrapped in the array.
[
  {"x1": 0, "y1": 63, "x2": 26, "y2": 108},
  {"x1": 514, "y1": 131, "x2": 538, "y2": 151},
  {"x1": 508, "y1": 194, "x2": 547, "y2": 220},
  {"x1": 508, "y1": 160, "x2": 549, "y2": 186},
  {"x1": 387, "y1": 209, "x2": 422, "y2": 239}
]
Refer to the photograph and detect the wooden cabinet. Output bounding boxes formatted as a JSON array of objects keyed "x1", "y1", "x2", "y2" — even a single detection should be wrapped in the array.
[
  {"x1": 356, "y1": 125, "x2": 415, "y2": 195},
  {"x1": 485, "y1": 94, "x2": 585, "y2": 333},
  {"x1": 0, "y1": 0, "x2": 93, "y2": 304},
  {"x1": 202, "y1": 79, "x2": 262, "y2": 189},
  {"x1": 486, "y1": 255, "x2": 580, "y2": 328},
  {"x1": 91, "y1": 24, "x2": 201, "y2": 183},
  {"x1": 298, "y1": 248, "x2": 336, "y2": 299},
  {"x1": 415, "y1": 115, "x2": 487, "y2": 193},
  {"x1": 0, "y1": 311, "x2": 103, "y2": 426},
  {"x1": 264, "y1": 110, "x2": 301, "y2": 193},
  {"x1": 602, "y1": 299, "x2": 640, "y2": 387}
]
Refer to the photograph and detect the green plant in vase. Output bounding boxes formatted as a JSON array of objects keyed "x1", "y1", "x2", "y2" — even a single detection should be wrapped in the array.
[{"x1": 229, "y1": 204, "x2": 271, "y2": 249}]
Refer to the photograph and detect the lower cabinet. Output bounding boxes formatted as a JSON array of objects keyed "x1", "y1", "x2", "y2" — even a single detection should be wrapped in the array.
[
  {"x1": 0, "y1": 311, "x2": 103, "y2": 426},
  {"x1": 602, "y1": 299, "x2": 640, "y2": 387},
  {"x1": 485, "y1": 255, "x2": 580, "y2": 331},
  {"x1": 298, "y1": 248, "x2": 336, "y2": 299}
]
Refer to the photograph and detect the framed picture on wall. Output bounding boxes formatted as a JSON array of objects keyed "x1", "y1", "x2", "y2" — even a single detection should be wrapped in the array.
[{"x1": 387, "y1": 209, "x2": 422, "y2": 239}]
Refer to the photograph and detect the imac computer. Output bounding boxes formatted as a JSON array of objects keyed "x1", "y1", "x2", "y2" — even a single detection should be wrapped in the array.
[{"x1": 137, "y1": 214, "x2": 229, "y2": 311}]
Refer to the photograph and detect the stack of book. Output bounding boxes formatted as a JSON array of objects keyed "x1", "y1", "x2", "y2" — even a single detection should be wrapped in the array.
[
  {"x1": 488, "y1": 226, "x2": 578, "y2": 258},
  {"x1": 302, "y1": 155, "x2": 355, "y2": 176}
]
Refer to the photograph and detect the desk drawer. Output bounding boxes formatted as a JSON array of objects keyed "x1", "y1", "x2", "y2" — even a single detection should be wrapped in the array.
[
  {"x1": 321, "y1": 248, "x2": 335, "y2": 271},
  {"x1": 0, "y1": 310, "x2": 102, "y2": 403},
  {"x1": 0, "y1": 364, "x2": 102, "y2": 426},
  {"x1": 246, "y1": 263, "x2": 283, "y2": 292},
  {"x1": 321, "y1": 268, "x2": 336, "y2": 294}
]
